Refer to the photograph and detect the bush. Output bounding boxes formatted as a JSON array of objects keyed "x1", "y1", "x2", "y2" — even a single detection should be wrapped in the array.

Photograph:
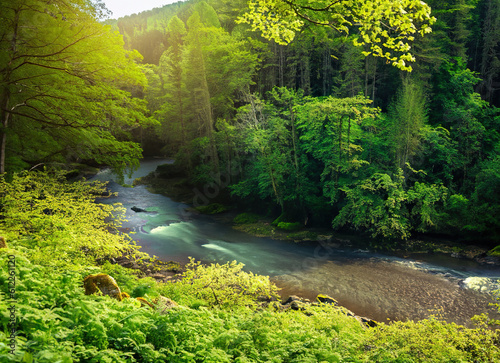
[
  {"x1": 2, "y1": 249, "x2": 500, "y2": 362},
  {"x1": 0, "y1": 170, "x2": 143, "y2": 267},
  {"x1": 361, "y1": 318, "x2": 500, "y2": 362},
  {"x1": 159, "y1": 258, "x2": 280, "y2": 309}
]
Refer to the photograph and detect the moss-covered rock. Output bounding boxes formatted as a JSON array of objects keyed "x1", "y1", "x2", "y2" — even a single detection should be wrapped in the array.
[
  {"x1": 487, "y1": 245, "x2": 500, "y2": 257},
  {"x1": 277, "y1": 222, "x2": 302, "y2": 231},
  {"x1": 233, "y1": 212, "x2": 260, "y2": 224},
  {"x1": 316, "y1": 294, "x2": 338, "y2": 305},
  {"x1": 194, "y1": 203, "x2": 230, "y2": 214},
  {"x1": 83, "y1": 273, "x2": 123, "y2": 301},
  {"x1": 154, "y1": 296, "x2": 179, "y2": 314},
  {"x1": 0, "y1": 236, "x2": 7, "y2": 249}
]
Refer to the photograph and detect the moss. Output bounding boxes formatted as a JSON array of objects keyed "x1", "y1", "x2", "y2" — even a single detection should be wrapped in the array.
[
  {"x1": 194, "y1": 203, "x2": 230, "y2": 214},
  {"x1": 487, "y1": 245, "x2": 500, "y2": 257},
  {"x1": 233, "y1": 223, "x2": 276, "y2": 237},
  {"x1": 233, "y1": 212, "x2": 260, "y2": 224},
  {"x1": 316, "y1": 294, "x2": 338, "y2": 305},
  {"x1": 277, "y1": 222, "x2": 302, "y2": 231},
  {"x1": 286, "y1": 231, "x2": 319, "y2": 240}
]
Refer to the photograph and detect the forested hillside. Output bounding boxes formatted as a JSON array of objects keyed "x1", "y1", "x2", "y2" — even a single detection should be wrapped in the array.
[
  {"x1": 1, "y1": 0, "x2": 499, "y2": 242},
  {"x1": 108, "y1": 0, "x2": 500, "y2": 243},
  {"x1": 2, "y1": 1, "x2": 500, "y2": 361}
]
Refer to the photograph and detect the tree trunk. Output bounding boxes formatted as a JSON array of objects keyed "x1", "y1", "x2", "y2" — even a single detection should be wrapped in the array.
[
  {"x1": 0, "y1": 7, "x2": 19, "y2": 174},
  {"x1": 0, "y1": 95, "x2": 10, "y2": 174}
]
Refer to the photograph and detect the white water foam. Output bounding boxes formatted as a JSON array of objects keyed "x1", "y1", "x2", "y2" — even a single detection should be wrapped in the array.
[
  {"x1": 461, "y1": 277, "x2": 500, "y2": 294},
  {"x1": 201, "y1": 243, "x2": 232, "y2": 254}
]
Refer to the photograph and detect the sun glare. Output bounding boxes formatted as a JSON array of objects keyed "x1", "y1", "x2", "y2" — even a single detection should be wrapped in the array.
[{"x1": 103, "y1": 0, "x2": 181, "y2": 19}]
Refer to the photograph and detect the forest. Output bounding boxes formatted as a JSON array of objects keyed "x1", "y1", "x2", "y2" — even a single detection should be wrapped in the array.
[
  {"x1": 1, "y1": 0, "x2": 500, "y2": 361},
  {"x1": 1, "y1": 0, "x2": 499, "y2": 243}
]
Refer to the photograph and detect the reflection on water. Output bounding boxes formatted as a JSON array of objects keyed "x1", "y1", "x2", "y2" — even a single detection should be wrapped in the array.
[{"x1": 93, "y1": 159, "x2": 500, "y2": 326}]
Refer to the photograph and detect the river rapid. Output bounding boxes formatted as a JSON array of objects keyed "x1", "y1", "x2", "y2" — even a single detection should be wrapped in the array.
[{"x1": 93, "y1": 159, "x2": 500, "y2": 326}]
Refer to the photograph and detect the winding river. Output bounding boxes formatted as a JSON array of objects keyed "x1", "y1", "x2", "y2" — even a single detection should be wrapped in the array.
[{"x1": 93, "y1": 159, "x2": 500, "y2": 326}]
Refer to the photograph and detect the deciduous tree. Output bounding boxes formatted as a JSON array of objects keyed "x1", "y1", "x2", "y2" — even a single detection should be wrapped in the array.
[
  {"x1": 0, "y1": 0, "x2": 148, "y2": 175},
  {"x1": 237, "y1": 0, "x2": 436, "y2": 71}
]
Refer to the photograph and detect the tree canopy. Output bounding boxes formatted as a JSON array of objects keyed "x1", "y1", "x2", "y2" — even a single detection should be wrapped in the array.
[
  {"x1": 237, "y1": 0, "x2": 436, "y2": 71},
  {"x1": 0, "y1": 0, "x2": 149, "y2": 175}
]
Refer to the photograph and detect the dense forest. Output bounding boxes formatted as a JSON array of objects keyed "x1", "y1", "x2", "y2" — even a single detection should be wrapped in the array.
[
  {"x1": 2, "y1": 0, "x2": 500, "y2": 361},
  {"x1": 1, "y1": 0, "x2": 499, "y2": 243},
  {"x1": 109, "y1": 0, "x2": 500, "y2": 243}
]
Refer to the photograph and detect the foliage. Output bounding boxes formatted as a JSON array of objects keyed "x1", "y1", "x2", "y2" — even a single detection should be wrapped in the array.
[
  {"x1": 163, "y1": 258, "x2": 280, "y2": 309},
  {"x1": 488, "y1": 245, "x2": 500, "y2": 257},
  {"x1": 387, "y1": 77, "x2": 428, "y2": 171},
  {"x1": 362, "y1": 317, "x2": 500, "y2": 362},
  {"x1": 0, "y1": 250, "x2": 163, "y2": 362},
  {"x1": 0, "y1": 170, "x2": 141, "y2": 267},
  {"x1": 333, "y1": 169, "x2": 449, "y2": 240},
  {"x1": 0, "y1": 0, "x2": 149, "y2": 176},
  {"x1": 237, "y1": 0, "x2": 436, "y2": 71},
  {"x1": 2, "y1": 249, "x2": 500, "y2": 362},
  {"x1": 333, "y1": 170, "x2": 411, "y2": 240}
]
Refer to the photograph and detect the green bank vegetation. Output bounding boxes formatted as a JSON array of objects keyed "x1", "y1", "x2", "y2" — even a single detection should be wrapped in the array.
[{"x1": 1, "y1": 171, "x2": 500, "y2": 361}]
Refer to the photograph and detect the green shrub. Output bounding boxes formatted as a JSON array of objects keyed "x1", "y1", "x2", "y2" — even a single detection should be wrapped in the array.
[
  {"x1": 159, "y1": 258, "x2": 280, "y2": 309},
  {"x1": 0, "y1": 170, "x2": 144, "y2": 267},
  {"x1": 361, "y1": 318, "x2": 500, "y2": 362}
]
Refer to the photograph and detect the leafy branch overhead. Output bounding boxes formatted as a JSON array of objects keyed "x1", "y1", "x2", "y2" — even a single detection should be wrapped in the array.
[
  {"x1": 0, "y1": 0, "x2": 150, "y2": 175},
  {"x1": 237, "y1": 0, "x2": 436, "y2": 71}
]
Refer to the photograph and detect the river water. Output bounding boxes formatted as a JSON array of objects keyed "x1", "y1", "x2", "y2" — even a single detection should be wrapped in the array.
[{"x1": 93, "y1": 159, "x2": 500, "y2": 326}]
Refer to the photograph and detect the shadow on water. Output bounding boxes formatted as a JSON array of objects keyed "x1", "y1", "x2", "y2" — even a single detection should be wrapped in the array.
[{"x1": 93, "y1": 159, "x2": 500, "y2": 326}]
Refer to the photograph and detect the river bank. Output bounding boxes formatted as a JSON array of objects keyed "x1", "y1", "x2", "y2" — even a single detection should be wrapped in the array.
[
  {"x1": 132, "y1": 162, "x2": 500, "y2": 268},
  {"x1": 89, "y1": 159, "x2": 500, "y2": 326}
]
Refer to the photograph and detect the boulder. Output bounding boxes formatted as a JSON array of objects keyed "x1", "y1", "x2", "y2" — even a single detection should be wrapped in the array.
[
  {"x1": 131, "y1": 206, "x2": 147, "y2": 213},
  {"x1": 316, "y1": 294, "x2": 338, "y2": 305},
  {"x1": 281, "y1": 295, "x2": 309, "y2": 311},
  {"x1": 0, "y1": 236, "x2": 7, "y2": 249},
  {"x1": 283, "y1": 295, "x2": 302, "y2": 305},
  {"x1": 356, "y1": 316, "x2": 378, "y2": 328},
  {"x1": 83, "y1": 274, "x2": 123, "y2": 301}
]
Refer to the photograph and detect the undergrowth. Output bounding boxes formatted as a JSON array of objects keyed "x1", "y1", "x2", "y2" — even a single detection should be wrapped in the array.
[{"x1": 0, "y1": 171, "x2": 499, "y2": 362}]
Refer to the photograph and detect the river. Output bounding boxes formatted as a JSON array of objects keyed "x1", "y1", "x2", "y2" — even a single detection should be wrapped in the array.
[{"x1": 92, "y1": 159, "x2": 500, "y2": 326}]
